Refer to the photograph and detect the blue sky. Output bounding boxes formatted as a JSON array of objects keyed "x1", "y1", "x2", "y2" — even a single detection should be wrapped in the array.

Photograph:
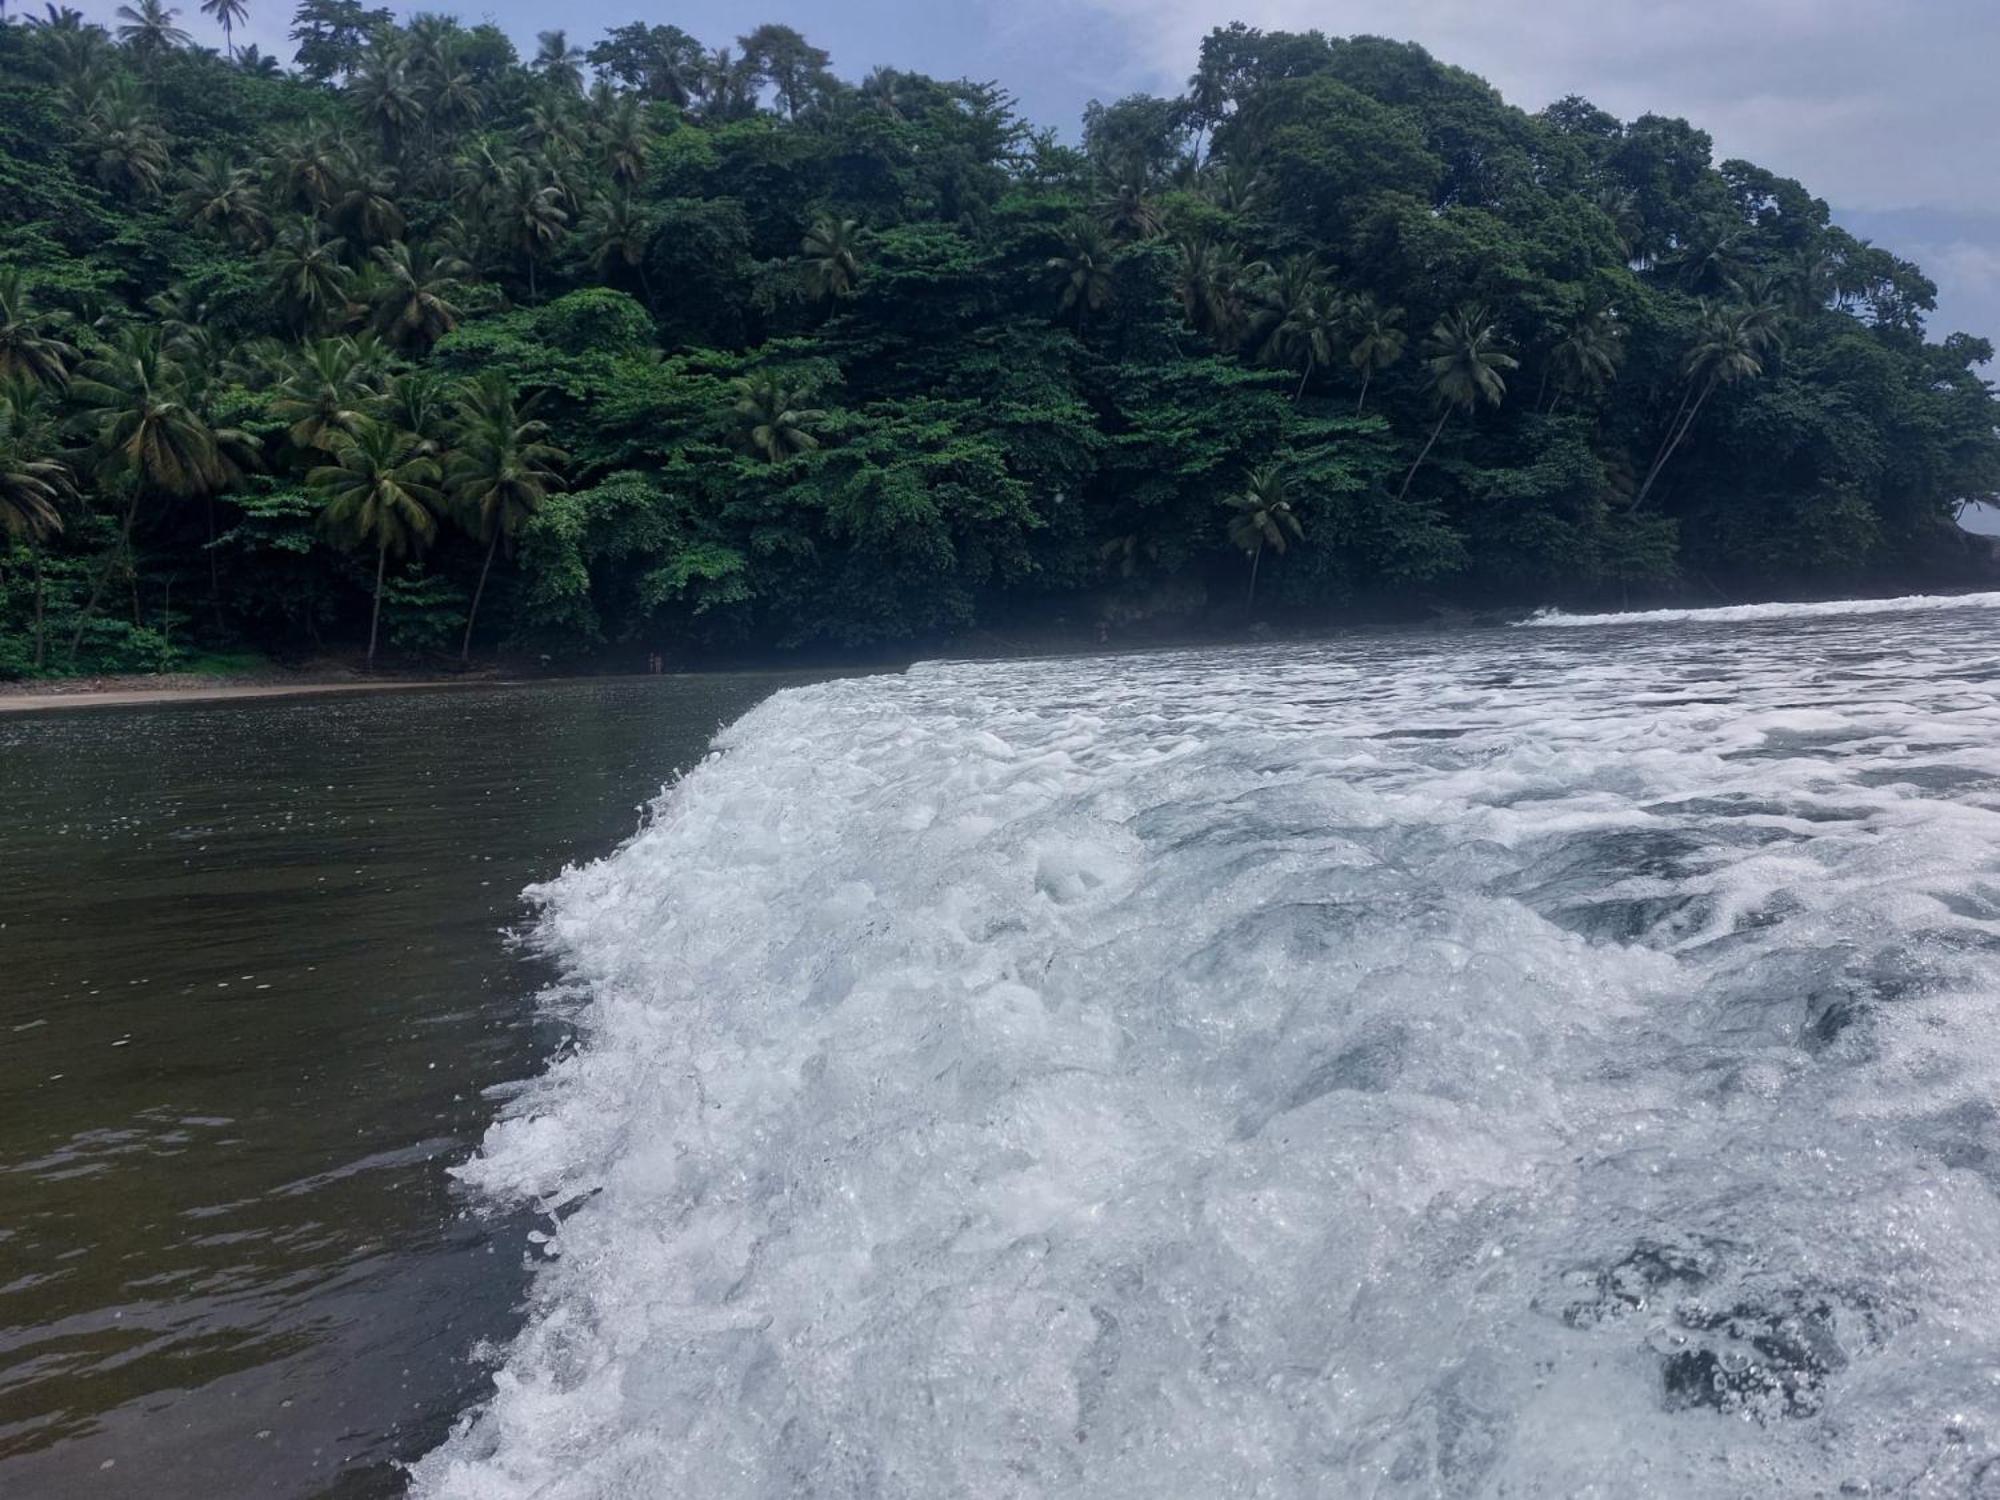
[{"x1": 78, "y1": 0, "x2": 2000, "y2": 357}]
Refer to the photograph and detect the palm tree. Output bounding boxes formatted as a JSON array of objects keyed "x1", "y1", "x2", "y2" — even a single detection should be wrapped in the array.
[
  {"x1": 0, "y1": 384, "x2": 75, "y2": 668},
  {"x1": 1631, "y1": 302, "x2": 1776, "y2": 511},
  {"x1": 1223, "y1": 465, "x2": 1304, "y2": 608},
  {"x1": 532, "y1": 30, "x2": 584, "y2": 94},
  {"x1": 446, "y1": 373, "x2": 565, "y2": 662},
  {"x1": 0, "y1": 270, "x2": 77, "y2": 389},
  {"x1": 497, "y1": 157, "x2": 567, "y2": 298},
  {"x1": 369, "y1": 241, "x2": 468, "y2": 350},
  {"x1": 113, "y1": 0, "x2": 189, "y2": 54},
  {"x1": 271, "y1": 336, "x2": 379, "y2": 452},
  {"x1": 597, "y1": 93, "x2": 649, "y2": 189},
  {"x1": 1202, "y1": 162, "x2": 1268, "y2": 217},
  {"x1": 264, "y1": 127, "x2": 348, "y2": 212},
  {"x1": 0, "y1": 387, "x2": 71, "y2": 545},
  {"x1": 1396, "y1": 305, "x2": 1517, "y2": 503},
  {"x1": 236, "y1": 44, "x2": 282, "y2": 77},
  {"x1": 1344, "y1": 294, "x2": 1405, "y2": 414},
  {"x1": 800, "y1": 214, "x2": 862, "y2": 300},
  {"x1": 576, "y1": 191, "x2": 654, "y2": 299},
  {"x1": 1252, "y1": 258, "x2": 1340, "y2": 401},
  {"x1": 81, "y1": 79, "x2": 171, "y2": 197},
  {"x1": 266, "y1": 218, "x2": 351, "y2": 330},
  {"x1": 1174, "y1": 238, "x2": 1248, "y2": 347},
  {"x1": 731, "y1": 373, "x2": 825, "y2": 462},
  {"x1": 349, "y1": 57, "x2": 425, "y2": 158},
  {"x1": 330, "y1": 167, "x2": 406, "y2": 247},
  {"x1": 1094, "y1": 162, "x2": 1161, "y2": 241},
  {"x1": 311, "y1": 421, "x2": 443, "y2": 670},
  {"x1": 1047, "y1": 221, "x2": 1114, "y2": 329},
  {"x1": 176, "y1": 150, "x2": 270, "y2": 247},
  {"x1": 380, "y1": 369, "x2": 453, "y2": 458},
  {"x1": 1542, "y1": 304, "x2": 1624, "y2": 412},
  {"x1": 197, "y1": 0, "x2": 244, "y2": 58},
  {"x1": 66, "y1": 329, "x2": 229, "y2": 655}
]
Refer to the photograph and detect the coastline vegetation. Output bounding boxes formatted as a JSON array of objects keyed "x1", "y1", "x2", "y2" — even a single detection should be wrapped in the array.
[{"x1": 1, "y1": 9, "x2": 1996, "y2": 674}]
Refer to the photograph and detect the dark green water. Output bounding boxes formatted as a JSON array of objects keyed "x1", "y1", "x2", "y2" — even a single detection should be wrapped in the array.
[{"x1": 0, "y1": 673, "x2": 829, "y2": 1498}]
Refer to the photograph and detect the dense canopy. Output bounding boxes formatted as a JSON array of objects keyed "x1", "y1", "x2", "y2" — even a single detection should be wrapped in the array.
[{"x1": 0, "y1": 8, "x2": 1995, "y2": 673}]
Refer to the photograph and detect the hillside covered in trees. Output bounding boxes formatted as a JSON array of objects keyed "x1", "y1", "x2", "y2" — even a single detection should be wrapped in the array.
[{"x1": 1, "y1": 6, "x2": 1996, "y2": 675}]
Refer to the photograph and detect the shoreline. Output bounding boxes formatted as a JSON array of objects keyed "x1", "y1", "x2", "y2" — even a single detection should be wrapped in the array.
[{"x1": 0, "y1": 675, "x2": 497, "y2": 714}]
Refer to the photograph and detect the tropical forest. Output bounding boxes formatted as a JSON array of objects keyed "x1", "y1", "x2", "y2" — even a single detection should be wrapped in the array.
[{"x1": 1, "y1": 5, "x2": 1997, "y2": 675}]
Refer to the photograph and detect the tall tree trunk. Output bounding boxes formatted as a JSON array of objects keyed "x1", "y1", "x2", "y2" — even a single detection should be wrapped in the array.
[
  {"x1": 1535, "y1": 367, "x2": 1550, "y2": 413},
  {"x1": 1395, "y1": 410, "x2": 1453, "y2": 503},
  {"x1": 526, "y1": 254, "x2": 537, "y2": 301},
  {"x1": 1648, "y1": 379, "x2": 1699, "y2": 476},
  {"x1": 1355, "y1": 369, "x2": 1372, "y2": 415},
  {"x1": 1295, "y1": 361, "x2": 1312, "y2": 402},
  {"x1": 207, "y1": 494, "x2": 225, "y2": 634},
  {"x1": 32, "y1": 546, "x2": 47, "y2": 670},
  {"x1": 69, "y1": 491, "x2": 141, "y2": 660},
  {"x1": 1631, "y1": 378, "x2": 1716, "y2": 512},
  {"x1": 1246, "y1": 544, "x2": 1262, "y2": 609},
  {"x1": 462, "y1": 529, "x2": 499, "y2": 664},
  {"x1": 366, "y1": 538, "x2": 387, "y2": 671}
]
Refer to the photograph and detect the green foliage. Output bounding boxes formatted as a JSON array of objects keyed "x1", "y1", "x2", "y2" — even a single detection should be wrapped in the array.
[{"x1": 0, "y1": 11, "x2": 1992, "y2": 675}]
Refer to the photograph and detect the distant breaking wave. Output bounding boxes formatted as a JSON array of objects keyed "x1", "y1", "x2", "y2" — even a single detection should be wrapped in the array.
[
  {"x1": 414, "y1": 620, "x2": 2000, "y2": 1499},
  {"x1": 1521, "y1": 588, "x2": 2000, "y2": 627}
]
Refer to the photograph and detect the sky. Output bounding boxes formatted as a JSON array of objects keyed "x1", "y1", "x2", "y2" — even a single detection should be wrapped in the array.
[{"x1": 72, "y1": 0, "x2": 2000, "y2": 358}]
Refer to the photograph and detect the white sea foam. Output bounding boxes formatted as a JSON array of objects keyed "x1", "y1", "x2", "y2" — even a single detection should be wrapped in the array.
[
  {"x1": 1522, "y1": 587, "x2": 2000, "y2": 628},
  {"x1": 412, "y1": 613, "x2": 2000, "y2": 1499}
]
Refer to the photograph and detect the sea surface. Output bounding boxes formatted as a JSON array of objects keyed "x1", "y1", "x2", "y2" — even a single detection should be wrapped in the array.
[
  {"x1": 407, "y1": 594, "x2": 2000, "y2": 1498},
  {"x1": 0, "y1": 672, "x2": 827, "y2": 1497}
]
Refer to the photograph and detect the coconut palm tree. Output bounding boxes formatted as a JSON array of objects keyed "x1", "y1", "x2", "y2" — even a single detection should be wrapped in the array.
[
  {"x1": 264, "y1": 127, "x2": 348, "y2": 212},
  {"x1": 113, "y1": 0, "x2": 189, "y2": 54},
  {"x1": 81, "y1": 79, "x2": 170, "y2": 196},
  {"x1": 176, "y1": 150, "x2": 270, "y2": 247},
  {"x1": 497, "y1": 156, "x2": 567, "y2": 298},
  {"x1": 1252, "y1": 258, "x2": 1341, "y2": 401},
  {"x1": 532, "y1": 30, "x2": 584, "y2": 94},
  {"x1": 0, "y1": 387, "x2": 71, "y2": 545},
  {"x1": 330, "y1": 167, "x2": 405, "y2": 247},
  {"x1": 369, "y1": 241, "x2": 468, "y2": 350},
  {"x1": 1543, "y1": 304, "x2": 1624, "y2": 412},
  {"x1": 597, "y1": 93, "x2": 649, "y2": 189},
  {"x1": 197, "y1": 0, "x2": 244, "y2": 58},
  {"x1": 576, "y1": 191, "x2": 654, "y2": 299},
  {"x1": 0, "y1": 384, "x2": 76, "y2": 668},
  {"x1": 1094, "y1": 162, "x2": 1161, "y2": 241},
  {"x1": 1047, "y1": 221, "x2": 1114, "y2": 329},
  {"x1": 1631, "y1": 302, "x2": 1776, "y2": 511},
  {"x1": 236, "y1": 43, "x2": 282, "y2": 76},
  {"x1": 1223, "y1": 465, "x2": 1304, "y2": 608},
  {"x1": 0, "y1": 270, "x2": 77, "y2": 390},
  {"x1": 1174, "y1": 238, "x2": 1248, "y2": 347},
  {"x1": 731, "y1": 373, "x2": 825, "y2": 463},
  {"x1": 1396, "y1": 305, "x2": 1517, "y2": 503},
  {"x1": 271, "y1": 336, "x2": 380, "y2": 452},
  {"x1": 800, "y1": 214, "x2": 862, "y2": 300},
  {"x1": 446, "y1": 373, "x2": 565, "y2": 662},
  {"x1": 1344, "y1": 294, "x2": 1405, "y2": 414},
  {"x1": 65, "y1": 329, "x2": 230, "y2": 655},
  {"x1": 266, "y1": 218, "x2": 352, "y2": 331},
  {"x1": 311, "y1": 421, "x2": 442, "y2": 669},
  {"x1": 349, "y1": 56, "x2": 426, "y2": 158}
]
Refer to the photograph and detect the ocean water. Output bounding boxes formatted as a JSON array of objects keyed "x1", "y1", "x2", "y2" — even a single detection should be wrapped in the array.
[{"x1": 413, "y1": 597, "x2": 2000, "y2": 1498}]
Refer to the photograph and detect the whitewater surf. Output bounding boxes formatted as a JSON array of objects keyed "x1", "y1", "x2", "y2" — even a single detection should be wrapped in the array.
[{"x1": 414, "y1": 596, "x2": 2000, "y2": 1498}]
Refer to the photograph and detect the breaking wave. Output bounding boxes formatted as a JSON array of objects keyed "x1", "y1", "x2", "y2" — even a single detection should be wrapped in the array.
[
  {"x1": 1522, "y1": 588, "x2": 2000, "y2": 628},
  {"x1": 413, "y1": 610, "x2": 2000, "y2": 1498}
]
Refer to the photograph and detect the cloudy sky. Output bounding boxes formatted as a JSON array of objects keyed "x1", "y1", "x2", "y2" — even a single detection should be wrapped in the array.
[{"x1": 83, "y1": 0, "x2": 2000, "y2": 355}]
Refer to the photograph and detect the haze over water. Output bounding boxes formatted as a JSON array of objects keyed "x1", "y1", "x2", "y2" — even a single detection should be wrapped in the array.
[{"x1": 417, "y1": 595, "x2": 2000, "y2": 1498}]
